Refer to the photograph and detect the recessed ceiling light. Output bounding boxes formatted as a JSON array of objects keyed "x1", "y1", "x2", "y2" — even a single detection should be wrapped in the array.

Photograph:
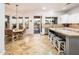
[
  {"x1": 42, "y1": 7, "x2": 46, "y2": 10},
  {"x1": 62, "y1": 7, "x2": 66, "y2": 10}
]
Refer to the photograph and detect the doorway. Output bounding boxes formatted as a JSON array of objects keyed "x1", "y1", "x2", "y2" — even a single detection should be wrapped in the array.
[{"x1": 33, "y1": 16, "x2": 42, "y2": 34}]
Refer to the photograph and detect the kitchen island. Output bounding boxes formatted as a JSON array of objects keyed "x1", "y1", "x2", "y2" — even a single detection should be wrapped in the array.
[{"x1": 48, "y1": 27, "x2": 79, "y2": 55}]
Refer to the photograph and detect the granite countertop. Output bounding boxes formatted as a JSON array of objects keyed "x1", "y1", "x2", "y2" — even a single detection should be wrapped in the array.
[{"x1": 49, "y1": 27, "x2": 79, "y2": 36}]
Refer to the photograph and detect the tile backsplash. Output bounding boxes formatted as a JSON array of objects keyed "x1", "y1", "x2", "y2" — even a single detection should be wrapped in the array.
[{"x1": 69, "y1": 24, "x2": 79, "y2": 29}]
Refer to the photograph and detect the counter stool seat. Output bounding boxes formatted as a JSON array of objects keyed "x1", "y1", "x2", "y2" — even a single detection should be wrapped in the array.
[{"x1": 57, "y1": 40, "x2": 65, "y2": 55}]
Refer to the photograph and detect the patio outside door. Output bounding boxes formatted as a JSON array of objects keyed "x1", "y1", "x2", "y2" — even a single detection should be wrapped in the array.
[{"x1": 33, "y1": 16, "x2": 42, "y2": 34}]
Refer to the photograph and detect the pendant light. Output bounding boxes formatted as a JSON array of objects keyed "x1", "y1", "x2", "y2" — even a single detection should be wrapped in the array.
[
  {"x1": 16, "y1": 4, "x2": 19, "y2": 29},
  {"x1": 16, "y1": 5, "x2": 18, "y2": 20}
]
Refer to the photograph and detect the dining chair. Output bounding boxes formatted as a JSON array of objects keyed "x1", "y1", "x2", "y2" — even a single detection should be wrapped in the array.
[{"x1": 5, "y1": 29, "x2": 15, "y2": 43}]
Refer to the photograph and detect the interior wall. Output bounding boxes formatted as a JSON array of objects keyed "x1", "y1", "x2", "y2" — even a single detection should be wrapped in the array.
[{"x1": 0, "y1": 3, "x2": 5, "y2": 54}]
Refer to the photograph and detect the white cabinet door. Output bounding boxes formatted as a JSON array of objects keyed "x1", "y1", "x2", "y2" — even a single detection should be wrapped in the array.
[
  {"x1": 59, "y1": 13, "x2": 79, "y2": 24},
  {"x1": 69, "y1": 13, "x2": 79, "y2": 23},
  {"x1": 69, "y1": 14, "x2": 75, "y2": 23},
  {"x1": 60, "y1": 14, "x2": 69, "y2": 23},
  {"x1": 75, "y1": 14, "x2": 79, "y2": 23}
]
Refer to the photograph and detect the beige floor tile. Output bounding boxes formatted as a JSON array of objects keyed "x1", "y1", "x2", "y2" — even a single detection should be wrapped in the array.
[{"x1": 5, "y1": 31, "x2": 57, "y2": 55}]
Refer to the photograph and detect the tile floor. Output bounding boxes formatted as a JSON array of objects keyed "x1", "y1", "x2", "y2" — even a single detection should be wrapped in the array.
[{"x1": 5, "y1": 30, "x2": 57, "y2": 55}]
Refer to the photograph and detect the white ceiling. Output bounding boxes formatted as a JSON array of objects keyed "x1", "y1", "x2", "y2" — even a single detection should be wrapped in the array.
[{"x1": 5, "y1": 3, "x2": 79, "y2": 16}]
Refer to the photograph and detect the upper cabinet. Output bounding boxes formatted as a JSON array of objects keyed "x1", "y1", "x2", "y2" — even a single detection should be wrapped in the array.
[
  {"x1": 69, "y1": 13, "x2": 79, "y2": 23},
  {"x1": 59, "y1": 14, "x2": 69, "y2": 23},
  {"x1": 59, "y1": 13, "x2": 79, "y2": 24}
]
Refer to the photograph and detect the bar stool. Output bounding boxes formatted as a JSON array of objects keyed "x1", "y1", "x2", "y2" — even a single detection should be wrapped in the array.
[
  {"x1": 56, "y1": 38, "x2": 65, "y2": 55},
  {"x1": 53, "y1": 37, "x2": 58, "y2": 48},
  {"x1": 49, "y1": 33, "x2": 55, "y2": 43}
]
